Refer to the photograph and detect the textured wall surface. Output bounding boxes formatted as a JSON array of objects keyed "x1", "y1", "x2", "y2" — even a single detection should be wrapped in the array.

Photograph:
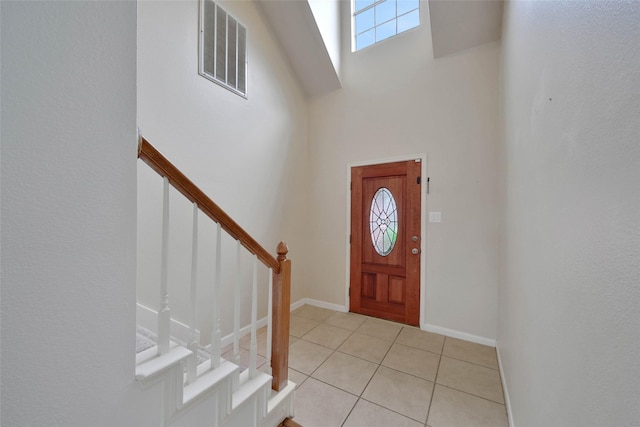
[
  {"x1": 1, "y1": 1, "x2": 140, "y2": 425},
  {"x1": 499, "y1": 1, "x2": 640, "y2": 425},
  {"x1": 136, "y1": 0, "x2": 309, "y2": 341},
  {"x1": 307, "y1": 1, "x2": 501, "y2": 342}
]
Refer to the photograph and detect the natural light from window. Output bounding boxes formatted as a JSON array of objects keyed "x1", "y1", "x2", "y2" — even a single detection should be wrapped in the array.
[{"x1": 353, "y1": 0, "x2": 420, "y2": 51}]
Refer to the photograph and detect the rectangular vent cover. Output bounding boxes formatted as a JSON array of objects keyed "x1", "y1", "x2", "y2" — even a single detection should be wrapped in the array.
[{"x1": 200, "y1": 0, "x2": 247, "y2": 97}]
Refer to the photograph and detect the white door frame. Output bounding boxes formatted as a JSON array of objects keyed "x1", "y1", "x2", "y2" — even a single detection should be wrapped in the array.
[{"x1": 345, "y1": 153, "x2": 428, "y2": 328}]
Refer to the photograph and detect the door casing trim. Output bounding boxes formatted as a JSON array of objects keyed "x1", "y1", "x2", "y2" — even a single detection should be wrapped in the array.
[{"x1": 346, "y1": 153, "x2": 428, "y2": 328}]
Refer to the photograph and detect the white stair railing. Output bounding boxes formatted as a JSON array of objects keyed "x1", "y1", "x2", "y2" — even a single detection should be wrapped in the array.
[
  {"x1": 266, "y1": 270, "x2": 273, "y2": 376},
  {"x1": 233, "y1": 240, "x2": 242, "y2": 365},
  {"x1": 249, "y1": 255, "x2": 259, "y2": 379},
  {"x1": 138, "y1": 136, "x2": 291, "y2": 393},
  {"x1": 158, "y1": 177, "x2": 171, "y2": 355},
  {"x1": 187, "y1": 202, "x2": 199, "y2": 384},
  {"x1": 211, "y1": 223, "x2": 222, "y2": 369},
  {"x1": 211, "y1": 222, "x2": 223, "y2": 369}
]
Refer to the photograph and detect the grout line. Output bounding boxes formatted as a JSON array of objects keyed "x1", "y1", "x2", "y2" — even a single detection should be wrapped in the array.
[
  {"x1": 439, "y1": 353, "x2": 501, "y2": 371},
  {"x1": 392, "y1": 340, "x2": 444, "y2": 358},
  {"x1": 352, "y1": 397, "x2": 432, "y2": 426},
  {"x1": 340, "y1": 397, "x2": 361, "y2": 427},
  {"x1": 424, "y1": 349, "x2": 443, "y2": 425},
  {"x1": 294, "y1": 305, "x2": 507, "y2": 425},
  {"x1": 333, "y1": 348, "x2": 386, "y2": 365},
  {"x1": 441, "y1": 336, "x2": 500, "y2": 370},
  {"x1": 435, "y1": 383, "x2": 507, "y2": 406}
]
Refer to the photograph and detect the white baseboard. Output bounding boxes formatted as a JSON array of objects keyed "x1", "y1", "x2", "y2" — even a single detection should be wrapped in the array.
[
  {"x1": 290, "y1": 299, "x2": 498, "y2": 349},
  {"x1": 290, "y1": 299, "x2": 307, "y2": 312},
  {"x1": 496, "y1": 343, "x2": 514, "y2": 427},
  {"x1": 292, "y1": 298, "x2": 347, "y2": 313},
  {"x1": 423, "y1": 323, "x2": 497, "y2": 347}
]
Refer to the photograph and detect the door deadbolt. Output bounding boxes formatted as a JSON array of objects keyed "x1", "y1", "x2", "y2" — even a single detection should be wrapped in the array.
[{"x1": 412, "y1": 235, "x2": 419, "y2": 242}]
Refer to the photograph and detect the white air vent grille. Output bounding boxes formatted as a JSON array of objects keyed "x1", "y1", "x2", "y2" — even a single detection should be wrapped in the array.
[{"x1": 200, "y1": 0, "x2": 247, "y2": 97}]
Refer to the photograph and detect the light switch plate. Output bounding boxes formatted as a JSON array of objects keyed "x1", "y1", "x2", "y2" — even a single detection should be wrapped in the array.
[{"x1": 429, "y1": 211, "x2": 441, "y2": 223}]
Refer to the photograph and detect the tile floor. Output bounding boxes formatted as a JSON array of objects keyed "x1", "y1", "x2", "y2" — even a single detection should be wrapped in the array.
[{"x1": 278, "y1": 304, "x2": 509, "y2": 427}]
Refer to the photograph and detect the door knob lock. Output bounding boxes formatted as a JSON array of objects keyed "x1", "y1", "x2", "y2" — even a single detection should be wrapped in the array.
[{"x1": 411, "y1": 248, "x2": 419, "y2": 255}]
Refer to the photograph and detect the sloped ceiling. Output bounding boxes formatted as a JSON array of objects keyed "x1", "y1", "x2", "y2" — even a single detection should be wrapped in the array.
[
  {"x1": 256, "y1": 0, "x2": 503, "y2": 98},
  {"x1": 429, "y1": 0, "x2": 503, "y2": 58},
  {"x1": 255, "y1": 0, "x2": 341, "y2": 98}
]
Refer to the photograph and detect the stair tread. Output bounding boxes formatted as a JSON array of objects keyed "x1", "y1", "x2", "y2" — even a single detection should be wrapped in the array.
[
  {"x1": 183, "y1": 359, "x2": 239, "y2": 405},
  {"x1": 135, "y1": 346, "x2": 192, "y2": 380},
  {"x1": 232, "y1": 370, "x2": 272, "y2": 409}
]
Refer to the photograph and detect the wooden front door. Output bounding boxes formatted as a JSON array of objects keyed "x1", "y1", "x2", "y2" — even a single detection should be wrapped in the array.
[{"x1": 350, "y1": 160, "x2": 421, "y2": 326}]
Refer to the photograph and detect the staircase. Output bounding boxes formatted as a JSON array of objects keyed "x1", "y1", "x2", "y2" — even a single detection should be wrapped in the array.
[{"x1": 135, "y1": 136, "x2": 296, "y2": 427}]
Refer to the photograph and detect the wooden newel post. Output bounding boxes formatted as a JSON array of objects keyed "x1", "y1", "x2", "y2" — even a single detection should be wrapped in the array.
[{"x1": 271, "y1": 241, "x2": 291, "y2": 392}]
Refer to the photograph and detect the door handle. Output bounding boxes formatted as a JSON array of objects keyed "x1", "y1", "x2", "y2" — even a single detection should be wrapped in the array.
[{"x1": 411, "y1": 248, "x2": 419, "y2": 255}]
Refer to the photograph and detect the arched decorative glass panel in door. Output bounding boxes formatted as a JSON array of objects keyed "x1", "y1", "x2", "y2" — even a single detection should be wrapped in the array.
[{"x1": 369, "y1": 187, "x2": 398, "y2": 256}]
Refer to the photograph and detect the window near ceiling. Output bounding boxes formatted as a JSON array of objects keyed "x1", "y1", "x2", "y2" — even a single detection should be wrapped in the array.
[
  {"x1": 199, "y1": 0, "x2": 247, "y2": 97},
  {"x1": 352, "y1": 0, "x2": 420, "y2": 51}
]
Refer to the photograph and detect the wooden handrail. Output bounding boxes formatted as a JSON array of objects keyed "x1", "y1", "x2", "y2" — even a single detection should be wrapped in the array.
[
  {"x1": 138, "y1": 135, "x2": 290, "y2": 392},
  {"x1": 271, "y1": 242, "x2": 291, "y2": 392},
  {"x1": 138, "y1": 136, "x2": 280, "y2": 273}
]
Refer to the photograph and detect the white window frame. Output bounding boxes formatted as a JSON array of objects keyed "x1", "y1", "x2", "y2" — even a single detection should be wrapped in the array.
[
  {"x1": 351, "y1": 0, "x2": 420, "y2": 52},
  {"x1": 199, "y1": 0, "x2": 248, "y2": 98}
]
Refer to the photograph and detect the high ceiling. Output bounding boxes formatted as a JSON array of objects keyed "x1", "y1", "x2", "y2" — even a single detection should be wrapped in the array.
[
  {"x1": 429, "y1": 0, "x2": 503, "y2": 59},
  {"x1": 257, "y1": 0, "x2": 503, "y2": 98}
]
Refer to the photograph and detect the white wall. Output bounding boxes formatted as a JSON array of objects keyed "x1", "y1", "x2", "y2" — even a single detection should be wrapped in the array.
[
  {"x1": 308, "y1": 0, "x2": 342, "y2": 79},
  {"x1": 137, "y1": 0, "x2": 309, "y2": 341},
  {"x1": 307, "y1": 0, "x2": 501, "y2": 342},
  {"x1": 0, "y1": 1, "x2": 146, "y2": 425},
  {"x1": 499, "y1": 1, "x2": 640, "y2": 425}
]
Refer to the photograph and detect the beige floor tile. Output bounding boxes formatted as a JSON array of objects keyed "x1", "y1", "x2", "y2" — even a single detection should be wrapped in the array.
[
  {"x1": 356, "y1": 317, "x2": 403, "y2": 341},
  {"x1": 324, "y1": 311, "x2": 367, "y2": 331},
  {"x1": 312, "y1": 352, "x2": 378, "y2": 395},
  {"x1": 396, "y1": 326, "x2": 445, "y2": 355},
  {"x1": 288, "y1": 339, "x2": 333, "y2": 375},
  {"x1": 428, "y1": 385, "x2": 508, "y2": 427},
  {"x1": 338, "y1": 332, "x2": 393, "y2": 364},
  {"x1": 302, "y1": 323, "x2": 353, "y2": 349},
  {"x1": 362, "y1": 366, "x2": 433, "y2": 423},
  {"x1": 382, "y1": 342, "x2": 441, "y2": 381},
  {"x1": 436, "y1": 357, "x2": 504, "y2": 404},
  {"x1": 292, "y1": 304, "x2": 336, "y2": 322},
  {"x1": 293, "y1": 378, "x2": 358, "y2": 427},
  {"x1": 290, "y1": 315, "x2": 320, "y2": 338},
  {"x1": 442, "y1": 337, "x2": 498, "y2": 369},
  {"x1": 288, "y1": 368, "x2": 308, "y2": 389},
  {"x1": 343, "y1": 399, "x2": 424, "y2": 427}
]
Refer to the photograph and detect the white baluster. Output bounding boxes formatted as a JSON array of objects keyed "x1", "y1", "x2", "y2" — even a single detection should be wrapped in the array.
[
  {"x1": 249, "y1": 255, "x2": 258, "y2": 379},
  {"x1": 266, "y1": 269, "x2": 273, "y2": 376},
  {"x1": 233, "y1": 240, "x2": 241, "y2": 364},
  {"x1": 210, "y1": 222, "x2": 222, "y2": 369},
  {"x1": 187, "y1": 203, "x2": 199, "y2": 384},
  {"x1": 158, "y1": 177, "x2": 171, "y2": 355}
]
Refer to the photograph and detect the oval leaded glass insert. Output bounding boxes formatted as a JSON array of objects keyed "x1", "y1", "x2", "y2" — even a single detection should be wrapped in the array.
[{"x1": 369, "y1": 187, "x2": 398, "y2": 256}]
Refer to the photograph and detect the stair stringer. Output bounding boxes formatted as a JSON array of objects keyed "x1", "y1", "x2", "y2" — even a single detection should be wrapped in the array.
[
  {"x1": 135, "y1": 346, "x2": 193, "y2": 424},
  {"x1": 170, "y1": 358, "x2": 239, "y2": 427},
  {"x1": 136, "y1": 347, "x2": 295, "y2": 427},
  {"x1": 261, "y1": 381, "x2": 296, "y2": 427}
]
